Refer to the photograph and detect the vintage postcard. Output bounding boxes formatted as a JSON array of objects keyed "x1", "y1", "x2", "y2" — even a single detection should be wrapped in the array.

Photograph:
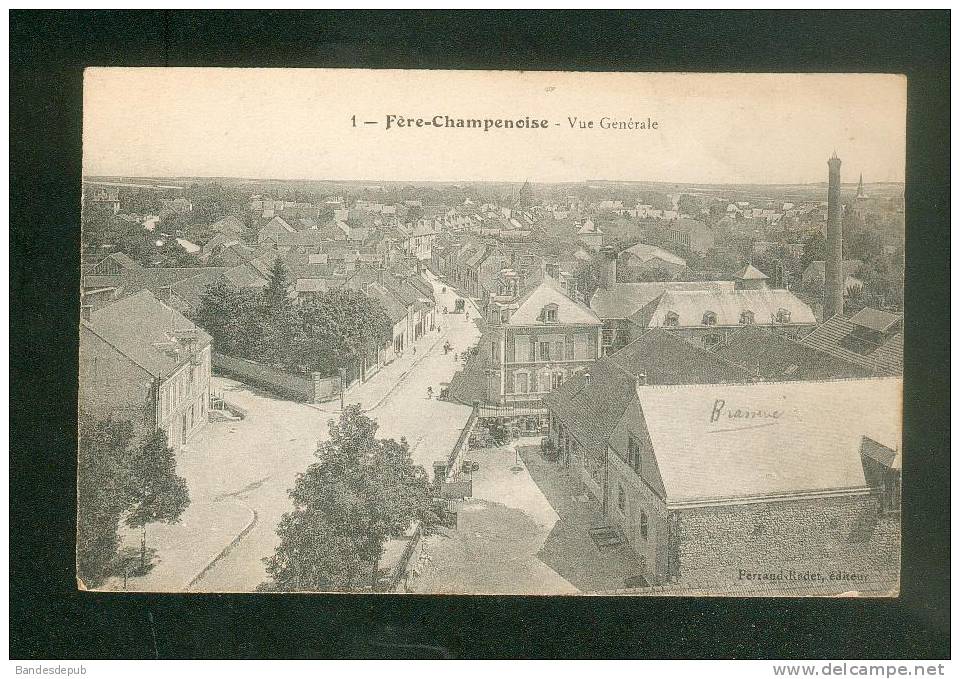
[{"x1": 78, "y1": 69, "x2": 904, "y2": 596}]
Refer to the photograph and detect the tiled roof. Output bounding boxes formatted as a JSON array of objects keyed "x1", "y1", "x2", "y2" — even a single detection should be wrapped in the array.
[
  {"x1": 364, "y1": 282, "x2": 408, "y2": 324},
  {"x1": 636, "y1": 377, "x2": 902, "y2": 503},
  {"x1": 849, "y1": 307, "x2": 902, "y2": 333},
  {"x1": 800, "y1": 314, "x2": 903, "y2": 376},
  {"x1": 636, "y1": 289, "x2": 816, "y2": 328},
  {"x1": 277, "y1": 230, "x2": 329, "y2": 247},
  {"x1": 717, "y1": 325, "x2": 871, "y2": 380},
  {"x1": 209, "y1": 215, "x2": 244, "y2": 237},
  {"x1": 590, "y1": 281, "x2": 736, "y2": 320},
  {"x1": 84, "y1": 289, "x2": 212, "y2": 379}
]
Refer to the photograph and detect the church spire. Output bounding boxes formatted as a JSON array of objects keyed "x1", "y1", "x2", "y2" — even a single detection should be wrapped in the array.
[{"x1": 857, "y1": 172, "x2": 865, "y2": 198}]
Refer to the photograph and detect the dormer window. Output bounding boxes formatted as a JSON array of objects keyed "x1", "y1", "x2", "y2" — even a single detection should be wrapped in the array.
[
  {"x1": 776, "y1": 308, "x2": 791, "y2": 324},
  {"x1": 739, "y1": 310, "x2": 755, "y2": 325},
  {"x1": 702, "y1": 311, "x2": 718, "y2": 326},
  {"x1": 543, "y1": 303, "x2": 559, "y2": 323},
  {"x1": 663, "y1": 311, "x2": 679, "y2": 327}
]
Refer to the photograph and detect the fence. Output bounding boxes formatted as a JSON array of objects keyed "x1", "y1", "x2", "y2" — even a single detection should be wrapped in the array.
[{"x1": 212, "y1": 353, "x2": 339, "y2": 403}]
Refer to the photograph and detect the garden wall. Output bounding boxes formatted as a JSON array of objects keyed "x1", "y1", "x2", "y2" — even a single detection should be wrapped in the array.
[{"x1": 212, "y1": 353, "x2": 339, "y2": 403}]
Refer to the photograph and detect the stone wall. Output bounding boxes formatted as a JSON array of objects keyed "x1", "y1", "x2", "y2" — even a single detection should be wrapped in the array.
[
  {"x1": 675, "y1": 492, "x2": 899, "y2": 592},
  {"x1": 212, "y1": 353, "x2": 335, "y2": 403}
]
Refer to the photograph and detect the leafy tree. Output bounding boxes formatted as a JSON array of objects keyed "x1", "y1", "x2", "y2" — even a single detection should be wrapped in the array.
[
  {"x1": 299, "y1": 288, "x2": 392, "y2": 376},
  {"x1": 194, "y1": 278, "x2": 262, "y2": 357},
  {"x1": 263, "y1": 407, "x2": 430, "y2": 591},
  {"x1": 124, "y1": 429, "x2": 191, "y2": 571},
  {"x1": 801, "y1": 230, "x2": 827, "y2": 272},
  {"x1": 77, "y1": 417, "x2": 136, "y2": 587}
]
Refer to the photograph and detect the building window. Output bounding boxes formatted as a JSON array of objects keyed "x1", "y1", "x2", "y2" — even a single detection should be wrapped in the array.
[
  {"x1": 739, "y1": 310, "x2": 755, "y2": 325},
  {"x1": 627, "y1": 435, "x2": 642, "y2": 474},
  {"x1": 663, "y1": 311, "x2": 679, "y2": 327},
  {"x1": 552, "y1": 372, "x2": 564, "y2": 390},
  {"x1": 516, "y1": 372, "x2": 529, "y2": 394},
  {"x1": 776, "y1": 308, "x2": 792, "y2": 324},
  {"x1": 617, "y1": 484, "x2": 626, "y2": 514},
  {"x1": 543, "y1": 304, "x2": 559, "y2": 323},
  {"x1": 539, "y1": 341, "x2": 551, "y2": 361},
  {"x1": 565, "y1": 336, "x2": 574, "y2": 359},
  {"x1": 702, "y1": 310, "x2": 718, "y2": 326},
  {"x1": 491, "y1": 341, "x2": 499, "y2": 362},
  {"x1": 639, "y1": 511, "x2": 648, "y2": 540}
]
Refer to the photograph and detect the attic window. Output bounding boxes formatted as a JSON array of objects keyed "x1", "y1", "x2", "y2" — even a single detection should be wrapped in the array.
[
  {"x1": 776, "y1": 308, "x2": 792, "y2": 324},
  {"x1": 702, "y1": 311, "x2": 718, "y2": 326},
  {"x1": 543, "y1": 303, "x2": 559, "y2": 323},
  {"x1": 739, "y1": 310, "x2": 755, "y2": 325},
  {"x1": 663, "y1": 311, "x2": 680, "y2": 327}
]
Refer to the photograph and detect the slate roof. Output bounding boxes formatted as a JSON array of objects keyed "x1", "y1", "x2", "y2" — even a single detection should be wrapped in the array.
[
  {"x1": 800, "y1": 314, "x2": 903, "y2": 376},
  {"x1": 94, "y1": 252, "x2": 141, "y2": 272},
  {"x1": 636, "y1": 377, "x2": 902, "y2": 503},
  {"x1": 545, "y1": 329, "x2": 751, "y2": 459},
  {"x1": 635, "y1": 289, "x2": 816, "y2": 328},
  {"x1": 803, "y1": 259, "x2": 864, "y2": 280},
  {"x1": 84, "y1": 290, "x2": 212, "y2": 379},
  {"x1": 508, "y1": 276, "x2": 601, "y2": 326},
  {"x1": 717, "y1": 325, "x2": 871, "y2": 381},
  {"x1": 589, "y1": 281, "x2": 736, "y2": 320}
]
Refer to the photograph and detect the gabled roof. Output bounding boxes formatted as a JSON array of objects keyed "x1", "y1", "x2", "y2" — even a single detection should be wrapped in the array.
[
  {"x1": 84, "y1": 290, "x2": 211, "y2": 379},
  {"x1": 507, "y1": 276, "x2": 601, "y2": 326},
  {"x1": 733, "y1": 263, "x2": 769, "y2": 280},
  {"x1": 621, "y1": 243, "x2": 686, "y2": 268},
  {"x1": 94, "y1": 252, "x2": 141, "y2": 271},
  {"x1": 589, "y1": 281, "x2": 736, "y2": 320},
  {"x1": 849, "y1": 307, "x2": 902, "y2": 334},
  {"x1": 800, "y1": 314, "x2": 903, "y2": 376},
  {"x1": 636, "y1": 377, "x2": 902, "y2": 503},
  {"x1": 545, "y1": 328, "x2": 749, "y2": 460},
  {"x1": 276, "y1": 230, "x2": 330, "y2": 248},
  {"x1": 717, "y1": 324, "x2": 871, "y2": 381},
  {"x1": 209, "y1": 215, "x2": 244, "y2": 238},
  {"x1": 636, "y1": 289, "x2": 816, "y2": 328}
]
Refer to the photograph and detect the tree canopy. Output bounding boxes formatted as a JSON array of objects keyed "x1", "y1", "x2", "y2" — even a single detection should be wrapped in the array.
[{"x1": 263, "y1": 406, "x2": 431, "y2": 592}]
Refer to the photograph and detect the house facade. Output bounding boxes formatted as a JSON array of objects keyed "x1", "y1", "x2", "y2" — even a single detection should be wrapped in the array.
[
  {"x1": 79, "y1": 289, "x2": 212, "y2": 450},
  {"x1": 602, "y1": 378, "x2": 901, "y2": 587},
  {"x1": 482, "y1": 277, "x2": 602, "y2": 409}
]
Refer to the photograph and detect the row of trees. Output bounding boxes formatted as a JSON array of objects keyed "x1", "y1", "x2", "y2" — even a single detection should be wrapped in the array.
[
  {"x1": 194, "y1": 259, "x2": 392, "y2": 376},
  {"x1": 262, "y1": 406, "x2": 433, "y2": 592},
  {"x1": 82, "y1": 205, "x2": 199, "y2": 267},
  {"x1": 78, "y1": 418, "x2": 190, "y2": 587}
]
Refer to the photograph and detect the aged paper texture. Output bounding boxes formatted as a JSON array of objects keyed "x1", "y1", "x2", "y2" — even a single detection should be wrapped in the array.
[{"x1": 78, "y1": 69, "x2": 904, "y2": 595}]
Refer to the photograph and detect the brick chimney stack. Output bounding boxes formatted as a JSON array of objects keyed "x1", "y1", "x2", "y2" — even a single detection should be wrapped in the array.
[
  {"x1": 824, "y1": 152, "x2": 844, "y2": 320},
  {"x1": 598, "y1": 246, "x2": 617, "y2": 289}
]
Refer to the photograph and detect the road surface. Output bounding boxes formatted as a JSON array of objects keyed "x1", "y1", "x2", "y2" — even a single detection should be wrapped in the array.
[{"x1": 109, "y1": 272, "x2": 481, "y2": 592}]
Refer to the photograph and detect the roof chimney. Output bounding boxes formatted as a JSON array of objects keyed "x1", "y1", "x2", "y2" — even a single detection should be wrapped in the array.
[
  {"x1": 81, "y1": 304, "x2": 92, "y2": 321},
  {"x1": 636, "y1": 370, "x2": 647, "y2": 387},
  {"x1": 599, "y1": 246, "x2": 617, "y2": 290},
  {"x1": 824, "y1": 152, "x2": 844, "y2": 319}
]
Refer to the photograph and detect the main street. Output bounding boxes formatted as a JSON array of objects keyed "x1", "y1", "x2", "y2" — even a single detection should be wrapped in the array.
[{"x1": 109, "y1": 272, "x2": 481, "y2": 592}]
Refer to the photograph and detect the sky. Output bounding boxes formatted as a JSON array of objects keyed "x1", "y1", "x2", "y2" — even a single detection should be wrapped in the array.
[{"x1": 83, "y1": 69, "x2": 906, "y2": 185}]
